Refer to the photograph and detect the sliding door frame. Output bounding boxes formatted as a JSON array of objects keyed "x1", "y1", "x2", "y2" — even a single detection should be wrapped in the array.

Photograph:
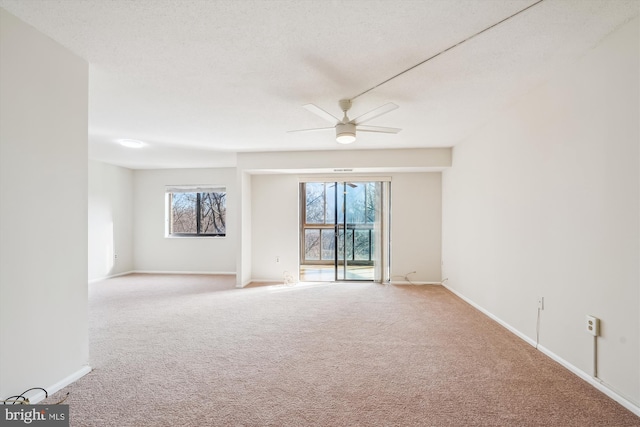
[{"x1": 299, "y1": 176, "x2": 391, "y2": 283}]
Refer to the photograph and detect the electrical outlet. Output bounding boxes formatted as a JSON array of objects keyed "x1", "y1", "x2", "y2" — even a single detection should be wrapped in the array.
[
  {"x1": 537, "y1": 297, "x2": 544, "y2": 310},
  {"x1": 114, "y1": 254, "x2": 118, "y2": 260},
  {"x1": 585, "y1": 315, "x2": 599, "y2": 336},
  {"x1": 276, "y1": 256, "x2": 280, "y2": 263}
]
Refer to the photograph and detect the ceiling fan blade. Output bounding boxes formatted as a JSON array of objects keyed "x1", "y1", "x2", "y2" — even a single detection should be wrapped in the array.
[
  {"x1": 303, "y1": 104, "x2": 340, "y2": 124},
  {"x1": 287, "y1": 127, "x2": 334, "y2": 133},
  {"x1": 351, "y1": 102, "x2": 399, "y2": 125},
  {"x1": 356, "y1": 125, "x2": 401, "y2": 134}
]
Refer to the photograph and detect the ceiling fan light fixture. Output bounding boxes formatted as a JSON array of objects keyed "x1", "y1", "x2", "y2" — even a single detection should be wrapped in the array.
[
  {"x1": 336, "y1": 123, "x2": 356, "y2": 144},
  {"x1": 291, "y1": 100, "x2": 399, "y2": 143},
  {"x1": 336, "y1": 133, "x2": 356, "y2": 144}
]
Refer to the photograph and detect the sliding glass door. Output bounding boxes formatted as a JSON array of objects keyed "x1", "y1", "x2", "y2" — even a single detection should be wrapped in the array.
[{"x1": 300, "y1": 180, "x2": 389, "y2": 282}]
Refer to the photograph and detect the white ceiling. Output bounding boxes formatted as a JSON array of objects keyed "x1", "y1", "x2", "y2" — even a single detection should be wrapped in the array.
[{"x1": 1, "y1": 0, "x2": 637, "y2": 169}]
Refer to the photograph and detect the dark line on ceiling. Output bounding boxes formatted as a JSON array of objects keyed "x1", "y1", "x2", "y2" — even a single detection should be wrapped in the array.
[{"x1": 350, "y1": 0, "x2": 546, "y2": 101}]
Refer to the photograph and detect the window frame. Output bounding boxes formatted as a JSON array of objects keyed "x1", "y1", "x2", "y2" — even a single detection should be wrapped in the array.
[
  {"x1": 301, "y1": 183, "x2": 336, "y2": 264},
  {"x1": 165, "y1": 187, "x2": 227, "y2": 238}
]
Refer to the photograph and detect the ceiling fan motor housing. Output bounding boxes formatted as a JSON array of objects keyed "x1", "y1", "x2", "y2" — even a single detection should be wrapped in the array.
[
  {"x1": 336, "y1": 122, "x2": 356, "y2": 144},
  {"x1": 339, "y1": 99, "x2": 352, "y2": 113}
]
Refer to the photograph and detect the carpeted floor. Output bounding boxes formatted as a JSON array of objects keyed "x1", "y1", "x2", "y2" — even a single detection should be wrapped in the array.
[{"x1": 42, "y1": 274, "x2": 639, "y2": 426}]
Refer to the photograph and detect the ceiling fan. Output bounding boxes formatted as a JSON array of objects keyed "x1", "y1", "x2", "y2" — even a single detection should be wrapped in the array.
[{"x1": 288, "y1": 99, "x2": 401, "y2": 144}]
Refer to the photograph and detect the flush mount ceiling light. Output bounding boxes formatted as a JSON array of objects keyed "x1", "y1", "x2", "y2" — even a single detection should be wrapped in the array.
[{"x1": 117, "y1": 139, "x2": 145, "y2": 148}]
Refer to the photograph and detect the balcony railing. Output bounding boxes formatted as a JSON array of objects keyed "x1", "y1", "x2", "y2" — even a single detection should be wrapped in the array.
[{"x1": 303, "y1": 223, "x2": 374, "y2": 265}]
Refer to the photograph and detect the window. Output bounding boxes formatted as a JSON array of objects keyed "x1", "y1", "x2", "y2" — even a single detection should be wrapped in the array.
[{"x1": 166, "y1": 186, "x2": 226, "y2": 237}]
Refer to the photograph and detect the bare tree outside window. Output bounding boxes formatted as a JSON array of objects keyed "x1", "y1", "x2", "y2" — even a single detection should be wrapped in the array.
[
  {"x1": 200, "y1": 192, "x2": 226, "y2": 234},
  {"x1": 305, "y1": 183, "x2": 325, "y2": 224},
  {"x1": 169, "y1": 191, "x2": 226, "y2": 236},
  {"x1": 171, "y1": 193, "x2": 198, "y2": 233}
]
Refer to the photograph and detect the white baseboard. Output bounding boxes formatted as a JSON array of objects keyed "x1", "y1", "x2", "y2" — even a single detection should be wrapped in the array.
[
  {"x1": 242, "y1": 280, "x2": 440, "y2": 287},
  {"x1": 90, "y1": 271, "x2": 237, "y2": 284},
  {"x1": 248, "y1": 278, "x2": 285, "y2": 284},
  {"x1": 88, "y1": 270, "x2": 134, "y2": 284},
  {"x1": 29, "y1": 365, "x2": 92, "y2": 404},
  {"x1": 442, "y1": 284, "x2": 640, "y2": 417},
  {"x1": 536, "y1": 344, "x2": 640, "y2": 417},
  {"x1": 443, "y1": 284, "x2": 536, "y2": 346},
  {"x1": 132, "y1": 270, "x2": 236, "y2": 276},
  {"x1": 236, "y1": 279, "x2": 281, "y2": 288},
  {"x1": 391, "y1": 281, "x2": 442, "y2": 285}
]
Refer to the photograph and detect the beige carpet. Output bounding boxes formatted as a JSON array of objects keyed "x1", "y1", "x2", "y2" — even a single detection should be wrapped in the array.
[{"x1": 41, "y1": 274, "x2": 638, "y2": 426}]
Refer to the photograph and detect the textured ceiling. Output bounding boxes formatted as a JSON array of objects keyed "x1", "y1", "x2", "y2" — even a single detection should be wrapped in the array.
[{"x1": 1, "y1": 0, "x2": 638, "y2": 169}]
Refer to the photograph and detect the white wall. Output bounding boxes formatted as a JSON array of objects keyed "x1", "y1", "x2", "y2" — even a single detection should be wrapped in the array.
[
  {"x1": 133, "y1": 168, "x2": 237, "y2": 273},
  {"x1": 442, "y1": 17, "x2": 639, "y2": 405},
  {"x1": 391, "y1": 173, "x2": 441, "y2": 283},
  {"x1": 238, "y1": 148, "x2": 450, "y2": 285},
  {"x1": 88, "y1": 161, "x2": 133, "y2": 281},
  {"x1": 238, "y1": 148, "x2": 451, "y2": 171},
  {"x1": 251, "y1": 174, "x2": 299, "y2": 281},
  {"x1": 0, "y1": 8, "x2": 89, "y2": 399},
  {"x1": 250, "y1": 172, "x2": 442, "y2": 283},
  {"x1": 237, "y1": 171, "x2": 252, "y2": 287}
]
